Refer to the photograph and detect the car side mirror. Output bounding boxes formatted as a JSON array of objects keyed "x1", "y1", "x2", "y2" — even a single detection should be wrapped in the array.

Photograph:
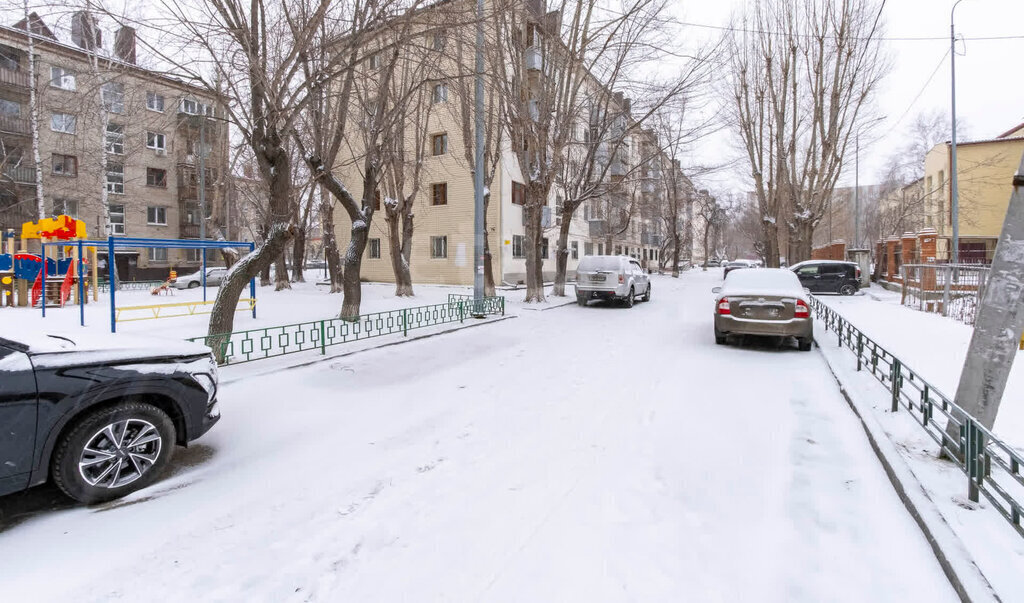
[{"x1": 712, "y1": 286, "x2": 722, "y2": 294}]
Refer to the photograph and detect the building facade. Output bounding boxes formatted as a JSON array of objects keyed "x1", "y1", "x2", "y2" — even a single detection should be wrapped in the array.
[{"x1": 0, "y1": 12, "x2": 227, "y2": 280}]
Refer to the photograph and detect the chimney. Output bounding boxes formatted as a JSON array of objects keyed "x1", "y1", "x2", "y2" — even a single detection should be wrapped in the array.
[
  {"x1": 71, "y1": 11, "x2": 101, "y2": 51},
  {"x1": 114, "y1": 26, "x2": 136, "y2": 64}
]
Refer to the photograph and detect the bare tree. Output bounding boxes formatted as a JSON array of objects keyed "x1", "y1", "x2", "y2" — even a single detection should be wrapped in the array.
[{"x1": 725, "y1": 0, "x2": 887, "y2": 266}]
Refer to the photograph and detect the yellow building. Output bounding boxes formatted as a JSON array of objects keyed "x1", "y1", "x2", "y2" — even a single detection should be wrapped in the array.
[{"x1": 922, "y1": 123, "x2": 1024, "y2": 263}]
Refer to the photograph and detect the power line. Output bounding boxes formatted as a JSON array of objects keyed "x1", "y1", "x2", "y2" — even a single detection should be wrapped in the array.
[
  {"x1": 891, "y1": 47, "x2": 951, "y2": 130},
  {"x1": 679, "y1": 20, "x2": 1024, "y2": 43}
]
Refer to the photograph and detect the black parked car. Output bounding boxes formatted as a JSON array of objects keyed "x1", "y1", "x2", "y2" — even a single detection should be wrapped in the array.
[
  {"x1": 0, "y1": 330, "x2": 220, "y2": 503},
  {"x1": 791, "y1": 260, "x2": 861, "y2": 295}
]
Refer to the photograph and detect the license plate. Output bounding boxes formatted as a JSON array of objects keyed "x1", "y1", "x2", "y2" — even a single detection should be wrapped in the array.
[{"x1": 590, "y1": 274, "x2": 606, "y2": 282}]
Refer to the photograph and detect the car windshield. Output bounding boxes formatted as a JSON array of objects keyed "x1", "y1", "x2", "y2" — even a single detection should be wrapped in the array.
[
  {"x1": 577, "y1": 256, "x2": 623, "y2": 271},
  {"x1": 726, "y1": 262, "x2": 746, "y2": 267},
  {"x1": 722, "y1": 268, "x2": 804, "y2": 296}
]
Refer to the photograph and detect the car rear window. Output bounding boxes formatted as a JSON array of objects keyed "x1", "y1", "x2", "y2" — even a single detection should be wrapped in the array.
[
  {"x1": 723, "y1": 268, "x2": 803, "y2": 294},
  {"x1": 577, "y1": 256, "x2": 623, "y2": 271}
]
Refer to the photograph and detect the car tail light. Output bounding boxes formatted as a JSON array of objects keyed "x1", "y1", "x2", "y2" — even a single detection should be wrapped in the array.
[
  {"x1": 618, "y1": 274, "x2": 624, "y2": 284},
  {"x1": 795, "y1": 299, "x2": 810, "y2": 318},
  {"x1": 856, "y1": 266, "x2": 862, "y2": 278},
  {"x1": 717, "y1": 298, "x2": 730, "y2": 315}
]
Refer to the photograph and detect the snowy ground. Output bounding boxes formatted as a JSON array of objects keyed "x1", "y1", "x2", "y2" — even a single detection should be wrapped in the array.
[
  {"x1": 0, "y1": 270, "x2": 958, "y2": 601},
  {"x1": 818, "y1": 287, "x2": 1024, "y2": 448}
]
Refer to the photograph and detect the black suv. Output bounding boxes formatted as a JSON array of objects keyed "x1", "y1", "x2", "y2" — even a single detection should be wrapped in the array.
[
  {"x1": 791, "y1": 260, "x2": 861, "y2": 295},
  {"x1": 0, "y1": 330, "x2": 220, "y2": 503}
]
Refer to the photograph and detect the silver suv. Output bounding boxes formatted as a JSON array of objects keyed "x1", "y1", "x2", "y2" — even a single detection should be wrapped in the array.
[{"x1": 575, "y1": 255, "x2": 651, "y2": 307}]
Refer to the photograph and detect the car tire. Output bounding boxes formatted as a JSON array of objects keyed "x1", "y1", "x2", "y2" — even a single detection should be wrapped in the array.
[
  {"x1": 839, "y1": 284, "x2": 857, "y2": 296},
  {"x1": 187, "y1": 281, "x2": 199, "y2": 289},
  {"x1": 577, "y1": 293, "x2": 586, "y2": 306},
  {"x1": 51, "y1": 401, "x2": 176, "y2": 504},
  {"x1": 798, "y1": 337, "x2": 813, "y2": 352},
  {"x1": 715, "y1": 329, "x2": 727, "y2": 345},
  {"x1": 624, "y1": 287, "x2": 634, "y2": 308},
  {"x1": 643, "y1": 283, "x2": 651, "y2": 302}
]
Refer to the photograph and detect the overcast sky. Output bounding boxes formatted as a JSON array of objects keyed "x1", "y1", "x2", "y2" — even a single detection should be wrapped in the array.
[{"x1": 670, "y1": 0, "x2": 1024, "y2": 194}]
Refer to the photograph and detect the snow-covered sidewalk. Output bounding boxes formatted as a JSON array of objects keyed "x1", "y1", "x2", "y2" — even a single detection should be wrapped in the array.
[{"x1": 0, "y1": 272, "x2": 957, "y2": 601}]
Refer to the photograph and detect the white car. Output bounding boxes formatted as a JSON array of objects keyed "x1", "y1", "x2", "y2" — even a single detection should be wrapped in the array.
[
  {"x1": 575, "y1": 255, "x2": 651, "y2": 307},
  {"x1": 174, "y1": 267, "x2": 228, "y2": 289}
]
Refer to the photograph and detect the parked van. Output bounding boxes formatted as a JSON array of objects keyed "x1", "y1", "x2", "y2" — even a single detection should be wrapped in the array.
[{"x1": 574, "y1": 255, "x2": 651, "y2": 307}]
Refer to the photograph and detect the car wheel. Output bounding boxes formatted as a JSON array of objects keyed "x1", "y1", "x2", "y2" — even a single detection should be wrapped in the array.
[
  {"x1": 187, "y1": 281, "x2": 199, "y2": 289},
  {"x1": 715, "y1": 329, "x2": 727, "y2": 345},
  {"x1": 52, "y1": 401, "x2": 176, "y2": 504},
  {"x1": 839, "y1": 283, "x2": 857, "y2": 296},
  {"x1": 643, "y1": 283, "x2": 651, "y2": 302},
  {"x1": 624, "y1": 287, "x2": 634, "y2": 308},
  {"x1": 576, "y1": 293, "x2": 586, "y2": 306},
  {"x1": 798, "y1": 337, "x2": 813, "y2": 352}
]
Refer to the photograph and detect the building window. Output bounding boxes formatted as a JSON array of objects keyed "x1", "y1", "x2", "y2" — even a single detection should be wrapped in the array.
[
  {"x1": 615, "y1": 245, "x2": 622, "y2": 255},
  {"x1": 512, "y1": 234, "x2": 525, "y2": 258},
  {"x1": 146, "y1": 131, "x2": 166, "y2": 151},
  {"x1": 432, "y1": 83, "x2": 448, "y2": 104},
  {"x1": 50, "y1": 112, "x2": 76, "y2": 134},
  {"x1": 147, "y1": 206, "x2": 167, "y2": 225},
  {"x1": 584, "y1": 242, "x2": 593, "y2": 256},
  {"x1": 146, "y1": 91, "x2": 164, "y2": 112},
  {"x1": 368, "y1": 238, "x2": 381, "y2": 259},
  {"x1": 0, "y1": 98, "x2": 20, "y2": 116},
  {"x1": 106, "y1": 164, "x2": 124, "y2": 194},
  {"x1": 108, "y1": 203, "x2": 125, "y2": 235},
  {"x1": 105, "y1": 123, "x2": 125, "y2": 154},
  {"x1": 597, "y1": 243, "x2": 604, "y2": 255},
  {"x1": 571, "y1": 240, "x2": 579, "y2": 260},
  {"x1": 432, "y1": 182, "x2": 447, "y2": 206},
  {"x1": 541, "y1": 237, "x2": 549, "y2": 259},
  {"x1": 147, "y1": 167, "x2": 167, "y2": 187},
  {"x1": 432, "y1": 31, "x2": 446, "y2": 51},
  {"x1": 49, "y1": 66, "x2": 76, "y2": 90},
  {"x1": 432, "y1": 133, "x2": 448, "y2": 156},
  {"x1": 180, "y1": 97, "x2": 210, "y2": 116},
  {"x1": 101, "y1": 82, "x2": 124, "y2": 113},
  {"x1": 367, "y1": 52, "x2": 381, "y2": 69},
  {"x1": 512, "y1": 181, "x2": 526, "y2": 205},
  {"x1": 148, "y1": 247, "x2": 168, "y2": 262},
  {"x1": 185, "y1": 248, "x2": 201, "y2": 262},
  {"x1": 51, "y1": 153, "x2": 77, "y2": 176},
  {"x1": 0, "y1": 44, "x2": 19, "y2": 70},
  {"x1": 430, "y1": 235, "x2": 448, "y2": 259},
  {"x1": 52, "y1": 198, "x2": 78, "y2": 218}
]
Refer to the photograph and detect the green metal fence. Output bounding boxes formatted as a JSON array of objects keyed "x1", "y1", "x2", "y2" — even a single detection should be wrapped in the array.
[
  {"x1": 189, "y1": 295, "x2": 505, "y2": 366},
  {"x1": 810, "y1": 296, "x2": 1024, "y2": 538}
]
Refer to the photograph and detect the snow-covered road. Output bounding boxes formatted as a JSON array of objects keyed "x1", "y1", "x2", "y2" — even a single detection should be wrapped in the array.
[{"x1": 0, "y1": 269, "x2": 956, "y2": 602}]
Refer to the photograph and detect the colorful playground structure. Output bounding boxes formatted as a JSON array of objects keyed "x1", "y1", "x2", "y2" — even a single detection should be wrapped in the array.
[{"x1": 1, "y1": 215, "x2": 98, "y2": 310}]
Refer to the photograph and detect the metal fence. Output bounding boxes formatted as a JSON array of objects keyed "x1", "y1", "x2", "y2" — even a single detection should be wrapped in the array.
[
  {"x1": 97, "y1": 280, "x2": 166, "y2": 292},
  {"x1": 188, "y1": 294, "x2": 505, "y2": 366},
  {"x1": 810, "y1": 296, "x2": 1023, "y2": 539},
  {"x1": 900, "y1": 264, "x2": 990, "y2": 325}
]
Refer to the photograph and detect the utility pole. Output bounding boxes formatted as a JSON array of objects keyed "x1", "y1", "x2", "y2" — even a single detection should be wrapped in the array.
[
  {"x1": 855, "y1": 134, "x2": 859, "y2": 248},
  {"x1": 950, "y1": 0, "x2": 965, "y2": 265},
  {"x1": 472, "y1": 0, "x2": 485, "y2": 316},
  {"x1": 198, "y1": 110, "x2": 208, "y2": 298}
]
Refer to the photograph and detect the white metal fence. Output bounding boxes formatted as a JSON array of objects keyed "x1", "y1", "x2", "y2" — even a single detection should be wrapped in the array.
[{"x1": 900, "y1": 264, "x2": 991, "y2": 325}]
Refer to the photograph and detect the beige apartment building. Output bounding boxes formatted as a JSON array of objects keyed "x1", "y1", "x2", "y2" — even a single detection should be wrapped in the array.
[
  {"x1": 920, "y1": 122, "x2": 1024, "y2": 263},
  {"x1": 0, "y1": 12, "x2": 227, "y2": 280},
  {"x1": 333, "y1": 0, "x2": 671, "y2": 287}
]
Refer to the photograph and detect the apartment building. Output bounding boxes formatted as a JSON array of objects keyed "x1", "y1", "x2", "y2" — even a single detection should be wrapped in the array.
[
  {"x1": 920, "y1": 122, "x2": 1024, "y2": 263},
  {"x1": 333, "y1": 0, "x2": 672, "y2": 287},
  {"x1": 0, "y1": 12, "x2": 227, "y2": 280}
]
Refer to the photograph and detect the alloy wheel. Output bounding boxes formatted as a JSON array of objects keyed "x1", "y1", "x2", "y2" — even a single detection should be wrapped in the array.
[{"x1": 78, "y1": 419, "x2": 163, "y2": 489}]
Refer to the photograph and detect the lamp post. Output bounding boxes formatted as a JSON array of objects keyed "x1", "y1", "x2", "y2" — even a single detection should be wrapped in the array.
[{"x1": 950, "y1": 0, "x2": 966, "y2": 264}]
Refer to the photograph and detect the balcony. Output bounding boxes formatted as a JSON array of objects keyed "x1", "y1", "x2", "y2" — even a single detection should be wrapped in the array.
[
  {"x1": 589, "y1": 219, "x2": 606, "y2": 238},
  {"x1": 0, "y1": 67, "x2": 31, "y2": 89},
  {"x1": 179, "y1": 223, "x2": 200, "y2": 238},
  {"x1": 0, "y1": 114, "x2": 30, "y2": 136},
  {"x1": 525, "y1": 46, "x2": 542, "y2": 71},
  {"x1": 2, "y1": 164, "x2": 36, "y2": 184}
]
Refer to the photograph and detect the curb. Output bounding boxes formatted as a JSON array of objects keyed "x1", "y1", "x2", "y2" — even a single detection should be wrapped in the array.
[
  {"x1": 813, "y1": 338, "x2": 1000, "y2": 603},
  {"x1": 518, "y1": 299, "x2": 577, "y2": 311},
  {"x1": 221, "y1": 314, "x2": 516, "y2": 384}
]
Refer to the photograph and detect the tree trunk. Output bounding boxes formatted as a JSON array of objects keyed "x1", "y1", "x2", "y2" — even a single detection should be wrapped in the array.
[
  {"x1": 702, "y1": 226, "x2": 711, "y2": 271},
  {"x1": 551, "y1": 211, "x2": 572, "y2": 296},
  {"x1": 789, "y1": 220, "x2": 814, "y2": 265},
  {"x1": 762, "y1": 221, "x2": 780, "y2": 268},
  {"x1": 291, "y1": 228, "x2": 306, "y2": 282},
  {"x1": 671, "y1": 233, "x2": 681, "y2": 277},
  {"x1": 523, "y1": 201, "x2": 545, "y2": 303},
  {"x1": 483, "y1": 235, "x2": 496, "y2": 297},
  {"x1": 319, "y1": 185, "x2": 344, "y2": 293},
  {"x1": 273, "y1": 253, "x2": 290, "y2": 291},
  {"x1": 386, "y1": 206, "x2": 414, "y2": 297},
  {"x1": 340, "y1": 222, "x2": 369, "y2": 320},
  {"x1": 206, "y1": 224, "x2": 295, "y2": 362}
]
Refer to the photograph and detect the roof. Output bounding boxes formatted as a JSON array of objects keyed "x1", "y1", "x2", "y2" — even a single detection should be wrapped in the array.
[{"x1": 995, "y1": 122, "x2": 1024, "y2": 139}]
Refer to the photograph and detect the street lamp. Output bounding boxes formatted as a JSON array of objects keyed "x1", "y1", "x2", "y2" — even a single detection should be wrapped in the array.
[
  {"x1": 854, "y1": 115, "x2": 887, "y2": 249},
  {"x1": 950, "y1": 0, "x2": 967, "y2": 264}
]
